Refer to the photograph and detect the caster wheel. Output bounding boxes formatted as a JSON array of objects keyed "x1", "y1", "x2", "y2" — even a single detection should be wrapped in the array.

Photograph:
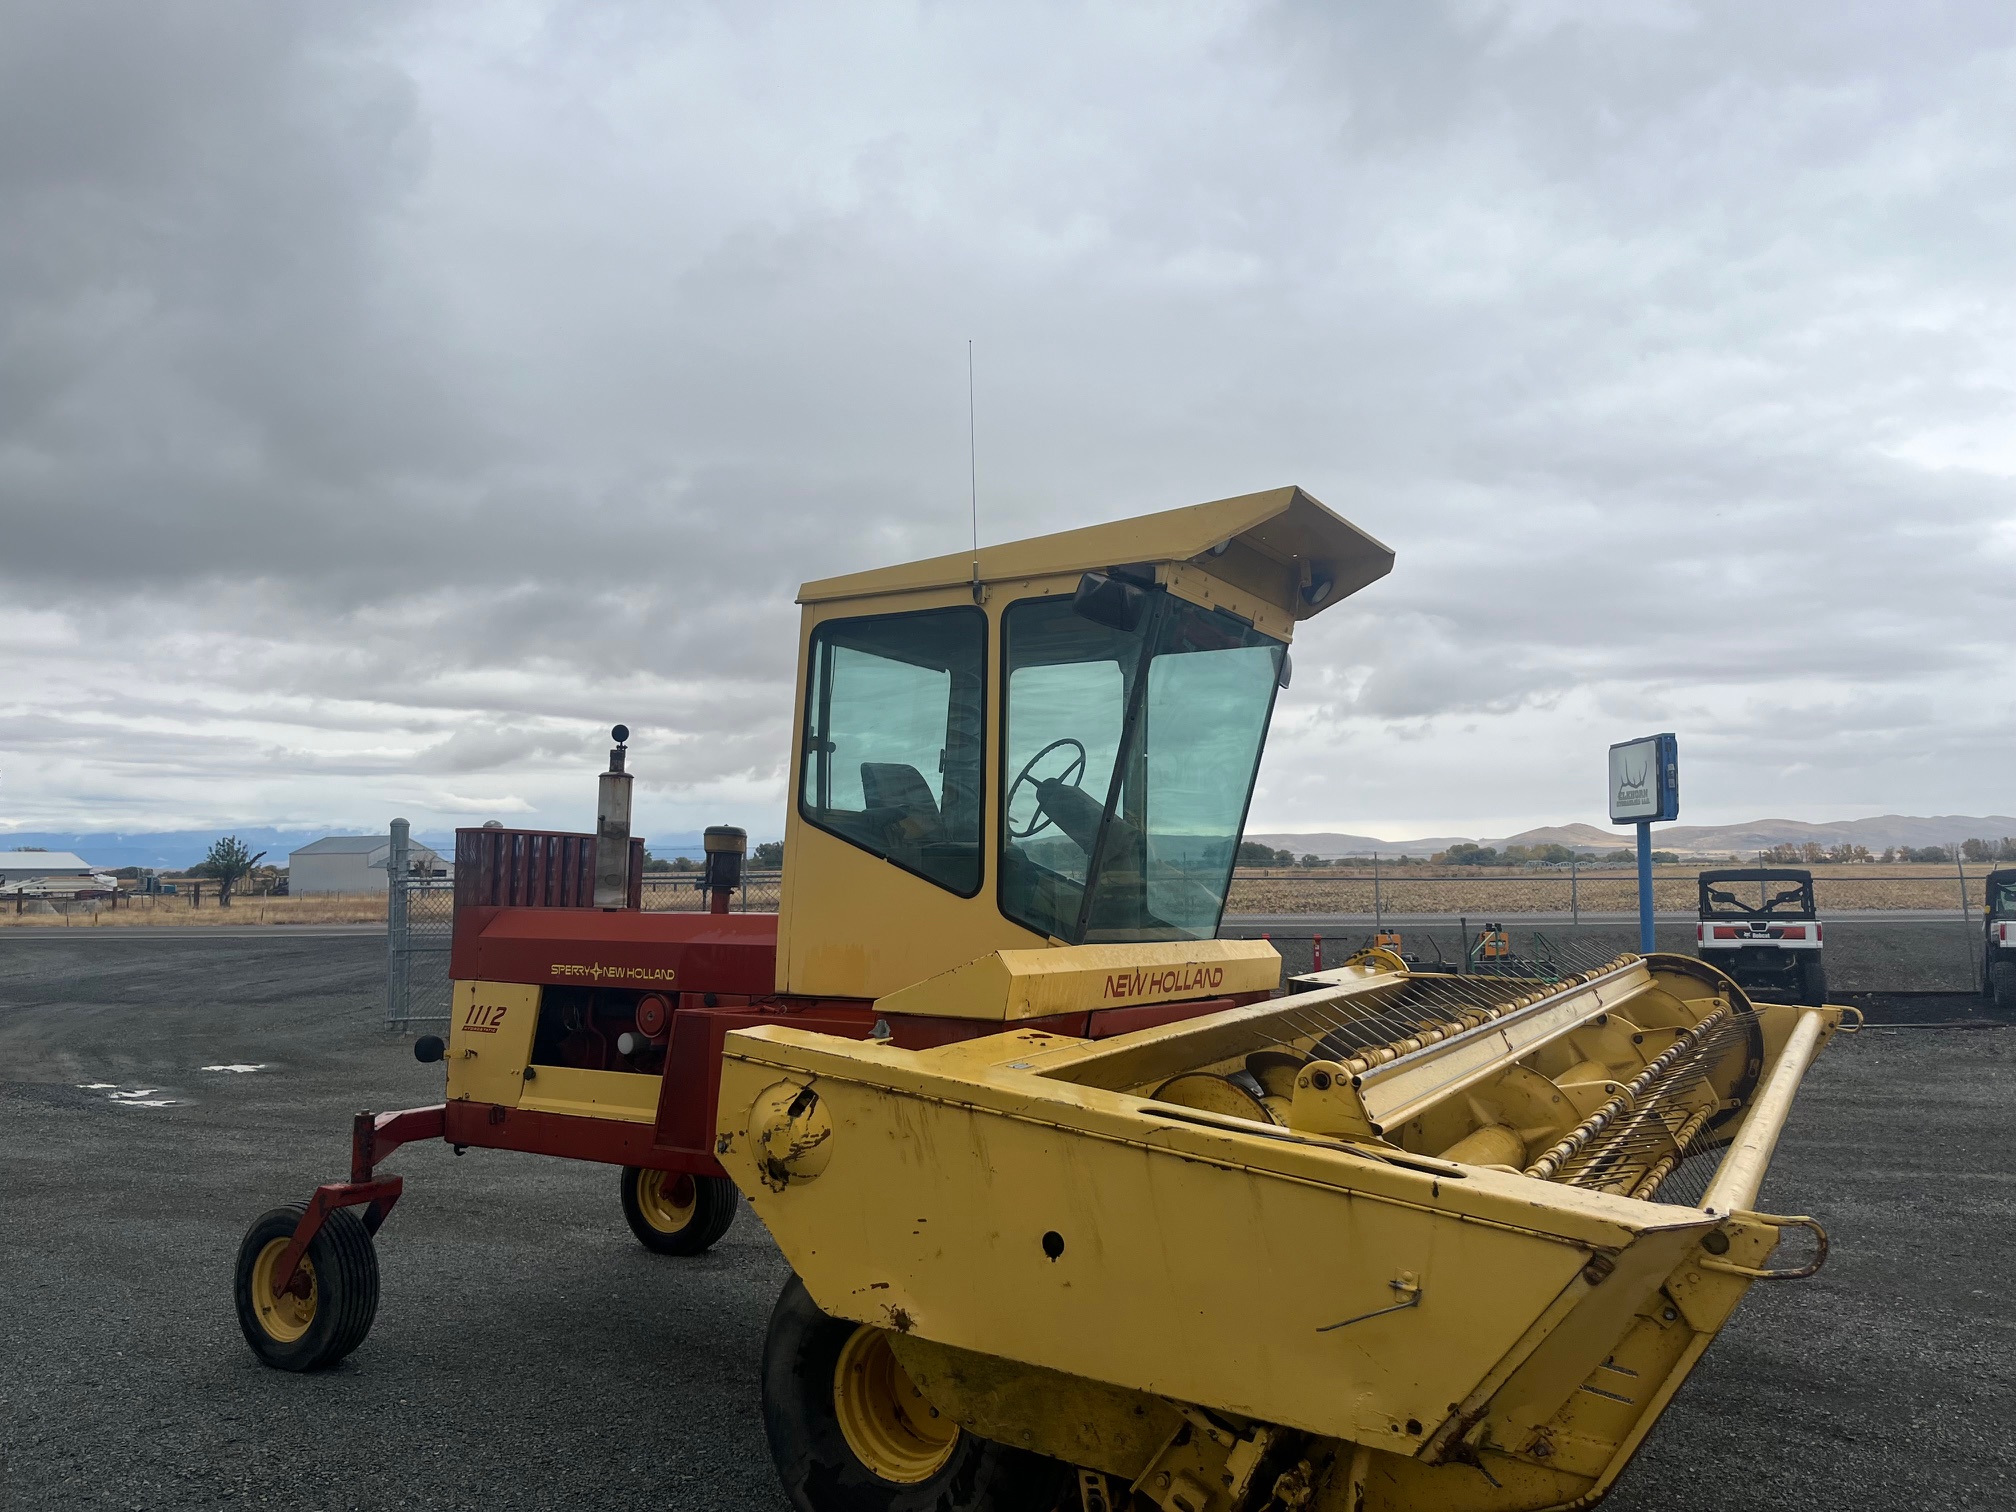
[
  {"x1": 620, "y1": 1166, "x2": 738, "y2": 1256},
  {"x1": 760, "y1": 1272, "x2": 1069, "y2": 1512},
  {"x1": 1799, "y1": 959, "x2": 1830, "y2": 1007},
  {"x1": 233, "y1": 1204, "x2": 379, "y2": 1371},
  {"x1": 1992, "y1": 961, "x2": 2016, "y2": 1016}
]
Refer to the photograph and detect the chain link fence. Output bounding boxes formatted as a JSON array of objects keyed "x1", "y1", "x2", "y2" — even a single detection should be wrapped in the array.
[
  {"x1": 639, "y1": 870, "x2": 782, "y2": 912},
  {"x1": 382, "y1": 837, "x2": 1994, "y2": 1025},
  {"x1": 1224, "y1": 918, "x2": 1989, "y2": 994},
  {"x1": 386, "y1": 820, "x2": 454, "y2": 1030}
]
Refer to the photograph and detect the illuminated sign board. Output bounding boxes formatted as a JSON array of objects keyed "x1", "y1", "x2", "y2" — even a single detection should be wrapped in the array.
[{"x1": 1609, "y1": 733, "x2": 1679, "y2": 824}]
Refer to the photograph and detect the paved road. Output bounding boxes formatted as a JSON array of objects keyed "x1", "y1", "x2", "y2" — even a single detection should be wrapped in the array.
[{"x1": 2, "y1": 933, "x2": 2012, "y2": 1509}]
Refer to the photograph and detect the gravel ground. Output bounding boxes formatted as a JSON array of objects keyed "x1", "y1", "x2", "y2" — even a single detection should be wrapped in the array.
[{"x1": 1, "y1": 932, "x2": 2011, "y2": 1510}]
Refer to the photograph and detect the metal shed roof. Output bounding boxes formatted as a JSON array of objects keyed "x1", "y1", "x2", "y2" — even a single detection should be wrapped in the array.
[
  {"x1": 0, "y1": 851, "x2": 95, "y2": 873},
  {"x1": 288, "y1": 835, "x2": 440, "y2": 859}
]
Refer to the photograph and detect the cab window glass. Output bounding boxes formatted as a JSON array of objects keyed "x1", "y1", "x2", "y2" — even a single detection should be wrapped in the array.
[
  {"x1": 1000, "y1": 603, "x2": 1140, "y2": 934},
  {"x1": 799, "y1": 607, "x2": 985, "y2": 896},
  {"x1": 1000, "y1": 591, "x2": 1282, "y2": 943}
]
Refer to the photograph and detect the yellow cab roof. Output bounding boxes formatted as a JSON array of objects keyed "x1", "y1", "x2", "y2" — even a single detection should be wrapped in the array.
[{"x1": 797, "y1": 485, "x2": 1394, "y2": 625}]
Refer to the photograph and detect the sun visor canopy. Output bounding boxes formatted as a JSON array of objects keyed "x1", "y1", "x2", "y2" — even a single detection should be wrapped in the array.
[{"x1": 798, "y1": 486, "x2": 1394, "y2": 628}]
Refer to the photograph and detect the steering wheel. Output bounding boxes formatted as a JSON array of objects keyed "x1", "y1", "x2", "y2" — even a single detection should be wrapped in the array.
[{"x1": 1006, "y1": 737, "x2": 1088, "y2": 840}]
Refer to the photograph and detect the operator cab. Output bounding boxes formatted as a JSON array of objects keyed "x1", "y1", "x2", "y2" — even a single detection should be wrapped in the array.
[
  {"x1": 1987, "y1": 870, "x2": 2016, "y2": 922},
  {"x1": 1698, "y1": 868, "x2": 1817, "y2": 923},
  {"x1": 799, "y1": 582, "x2": 1283, "y2": 948},
  {"x1": 1984, "y1": 868, "x2": 2016, "y2": 1013},
  {"x1": 1695, "y1": 867, "x2": 1826, "y2": 1005},
  {"x1": 781, "y1": 486, "x2": 1393, "y2": 1001}
]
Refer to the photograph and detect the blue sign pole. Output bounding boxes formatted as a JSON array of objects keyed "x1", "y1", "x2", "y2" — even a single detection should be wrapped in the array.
[
  {"x1": 1611, "y1": 731, "x2": 1679, "y2": 960},
  {"x1": 1636, "y1": 819, "x2": 1655, "y2": 955}
]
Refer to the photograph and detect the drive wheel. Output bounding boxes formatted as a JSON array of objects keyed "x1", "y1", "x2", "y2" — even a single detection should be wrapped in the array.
[
  {"x1": 620, "y1": 1166, "x2": 738, "y2": 1256},
  {"x1": 1798, "y1": 958, "x2": 1830, "y2": 1007},
  {"x1": 233, "y1": 1204, "x2": 379, "y2": 1371},
  {"x1": 761, "y1": 1273, "x2": 1069, "y2": 1512},
  {"x1": 1992, "y1": 961, "x2": 2016, "y2": 1016}
]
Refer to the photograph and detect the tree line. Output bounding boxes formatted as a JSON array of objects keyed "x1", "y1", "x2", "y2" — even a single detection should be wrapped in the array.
[
  {"x1": 1755, "y1": 838, "x2": 2016, "y2": 865},
  {"x1": 642, "y1": 841, "x2": 784, "y2": 872}
]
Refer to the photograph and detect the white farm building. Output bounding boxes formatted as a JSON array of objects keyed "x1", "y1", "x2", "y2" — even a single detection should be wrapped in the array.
[
  {"x1": 287, "y1": 835, "x2": 445, "y2": 895},
  {"x1": 0, "y1": 851, "x2": 99, "y2": 884}
]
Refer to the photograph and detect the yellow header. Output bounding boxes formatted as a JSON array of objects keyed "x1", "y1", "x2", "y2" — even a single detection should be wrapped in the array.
[{"x1": 871, "y1": 939, "x2": 1282, "y2": 1022}]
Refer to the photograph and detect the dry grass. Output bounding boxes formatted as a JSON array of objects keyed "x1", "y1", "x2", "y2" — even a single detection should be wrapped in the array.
[
  {"x1": 0, "y1": 892, "x2": 387, "y2": 928},
  {"x1": 0, "y1": 862, "x2": 1986, "y2": 926},
  {"x1": 1227, "y1": 863, "x2": 1988, "y2": 916}
]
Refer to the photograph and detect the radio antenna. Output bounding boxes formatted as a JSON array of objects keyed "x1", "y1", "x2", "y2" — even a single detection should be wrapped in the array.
[{"x1": 967, "y1": 339, "x2": 980, "y2": 597}]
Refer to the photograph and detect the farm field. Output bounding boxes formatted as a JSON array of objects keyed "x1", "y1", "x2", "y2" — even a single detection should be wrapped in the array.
[
  {"x1": 0, "y1": 892, "x2": 388, "y2": 929},
  {"x1": 1, "y1": 863, "x2": 1992, "y2": 927}
]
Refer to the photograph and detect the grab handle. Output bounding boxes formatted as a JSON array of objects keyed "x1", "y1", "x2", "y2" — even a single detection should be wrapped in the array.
[{"x1": 1699, "y1": 1211, "x2": 1829, "y2": 1280}]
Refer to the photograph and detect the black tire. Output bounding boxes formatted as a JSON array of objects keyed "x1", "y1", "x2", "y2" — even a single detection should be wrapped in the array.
[
  {"x1": 620, "y1": 1166, "x2": 738, "y2": 1256},
  {"x1": 1986, "y1": 952, "x2": 2000, "y2": 999},
  {"x1": 761, "y1": 1274, "x2": 1070, "y2": 1512},
  {"x1": 233, "y1": 1204, "x2": 379, "y2": 1371},
  {"x1": 1798, "y1": 958, "x2": 1829, "y2": 1007},
  {"x1": 1992, "y1": 961, "x2": 2016, "y2": 1016}
]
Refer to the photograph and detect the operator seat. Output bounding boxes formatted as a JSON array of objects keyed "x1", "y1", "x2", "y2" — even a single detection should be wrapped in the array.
[{"x1": 859, "y1": 762, "x2": 945, "y2": 862}]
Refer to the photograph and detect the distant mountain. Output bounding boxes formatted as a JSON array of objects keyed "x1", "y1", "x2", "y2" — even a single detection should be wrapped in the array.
[
  {"x1": 1244, "y1": 831, "x2": 1471, "y2": 859},
  {"x1": 1496, "y1": 823, "x2": 1624, "y2": 851},
  {"x1": 1249, "y1": 815, "x2": 2016, "y2": 860},
  {"x1": 0, "y1": 826, "x2": 719, "y2": 872}
]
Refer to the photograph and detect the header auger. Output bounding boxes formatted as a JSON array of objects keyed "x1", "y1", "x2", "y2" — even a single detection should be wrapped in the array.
[{"x1": 229, "y1": 485, "x2": 1844, "y2": 1512}]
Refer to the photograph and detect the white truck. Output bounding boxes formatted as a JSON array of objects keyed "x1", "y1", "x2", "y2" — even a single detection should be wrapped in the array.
[
  {"x1": 1695, "y1": 867, "x2": 1827, "y2": 1005},
  {"x1": 1984, "y1": 868, "x2": 2016, "y2": 1012}
]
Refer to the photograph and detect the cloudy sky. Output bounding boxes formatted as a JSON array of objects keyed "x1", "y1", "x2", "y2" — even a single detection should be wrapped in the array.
[{"x1": 3, "y1": 0, "x2": 2011, "y2": 845}]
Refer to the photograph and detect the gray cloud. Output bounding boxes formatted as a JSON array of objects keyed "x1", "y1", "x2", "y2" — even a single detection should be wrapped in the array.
[{"x1": 1, "y1": 0, "x2": 2011, "y2": 840}]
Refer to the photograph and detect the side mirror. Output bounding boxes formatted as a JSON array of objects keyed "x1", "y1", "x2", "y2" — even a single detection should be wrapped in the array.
[{"x1": 414, "y1": 1035, "x2": 445, "y2": 1064}]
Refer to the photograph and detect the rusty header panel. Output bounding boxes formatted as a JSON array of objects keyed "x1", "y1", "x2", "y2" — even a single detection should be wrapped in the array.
[{"x1": 455, "y1": 828, "x2": 643, "y2": 911}]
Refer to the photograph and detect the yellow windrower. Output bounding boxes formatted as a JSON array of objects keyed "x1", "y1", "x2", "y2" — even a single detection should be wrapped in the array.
[{"x1": 717, "y1": 948, "x2": 1848, "y2": 1512}]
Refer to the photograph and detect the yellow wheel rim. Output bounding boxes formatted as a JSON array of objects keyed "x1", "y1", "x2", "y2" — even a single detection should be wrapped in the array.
[
  {"x1": 635, "y1": 1170, "x2": 697, "y2": 1234},
  {"x1": 249, "y1": 1238, "x2": 318, "y2": 1343},
  {"x1": 832, "y1": 1325, "x2": 960, "y2": 1484}
]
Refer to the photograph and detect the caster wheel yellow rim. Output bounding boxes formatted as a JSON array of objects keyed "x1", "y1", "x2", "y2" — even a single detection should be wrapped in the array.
[
  {"x1": 635, "y1": 1170, "x2": 698, "y2": 1235},
  {"x1": 248, "y1": 1238, "x2": 318, "y2": 1344}
]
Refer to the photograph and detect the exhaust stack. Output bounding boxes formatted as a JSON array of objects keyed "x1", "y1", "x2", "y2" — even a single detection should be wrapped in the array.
[{"x1": 593, "y1": 724, "x2": 633, "y2": 910}]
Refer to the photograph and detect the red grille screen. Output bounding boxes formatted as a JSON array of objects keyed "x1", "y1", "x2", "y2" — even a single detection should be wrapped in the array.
[{"x1": 455, "y1": 828, "x2": 643, "y2": 910}]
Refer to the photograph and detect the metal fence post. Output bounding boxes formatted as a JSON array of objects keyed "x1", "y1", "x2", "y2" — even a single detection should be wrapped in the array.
[
  {"x1": 1570, "y1": 854, "x2": 1579, "y2": 925},
  {"x1": 1957, "y1": 850, "x2": 1979, "y2": 992},
  {"x1": 387, "y1": 818, "x2": 410, "y2": 1030},
  {"x1": 1372, "y1": 852, "x2": 1382, "y2": 930}
]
